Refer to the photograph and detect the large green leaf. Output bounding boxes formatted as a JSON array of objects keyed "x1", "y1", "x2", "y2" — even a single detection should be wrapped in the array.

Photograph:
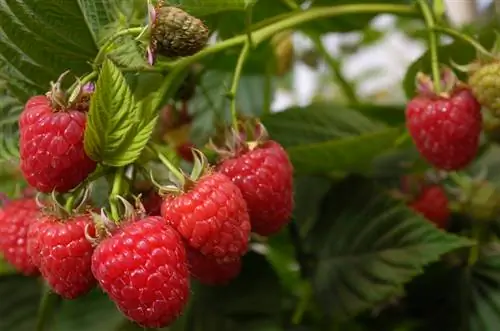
[
  {"x1": 308, "y1": 176, "x2": 472, "y2": 319},
  {"x1": 183, "y1": 252, "x2": 284, "y2": 331},
  {"x1": 287, "y1": 128, "x2": 402, "y2": 175},
  {"x1": 262, "y1": 103, "x2": 387, "y2": 149}
]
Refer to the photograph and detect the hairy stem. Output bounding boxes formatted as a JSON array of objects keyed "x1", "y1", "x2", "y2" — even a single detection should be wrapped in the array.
[
  {"x1": 228, "y1": 41, "x2": 251, "y2": 132},
  {"x1": 417, "y1": 0, "x2": 441, "y2": 93}
]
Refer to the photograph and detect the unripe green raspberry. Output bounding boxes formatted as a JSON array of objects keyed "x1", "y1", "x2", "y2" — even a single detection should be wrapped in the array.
[
  {"x1": 152, "y1": 6, "x2": 209, "y2": 58},
  {"x1": 468, "y1": 61, "x2": 500, "y2": 115}
]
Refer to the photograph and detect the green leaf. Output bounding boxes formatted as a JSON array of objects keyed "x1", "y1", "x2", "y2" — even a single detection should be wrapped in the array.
[
  {"x1": 287, "y1": 128, "x2": 402, "y2": 175},
  {"x1": 169, "y1": 0, "x2": 258, "y2": 16},
  {"x1": 0, "y1": 81, "x2": 22, "y2": 161},
  {"x1": 262, "y1": 103, "x2": 387, "y2": 149},
  {"x1": 84, "y1": 59, "x2": 158, "y2": 167},
  {"x1": 0, "y1": 276, "x2": 40, "y2": 331},
  {"x1": 308, "y1": 176, "x2": 472, "y2": 319},
  {"x1": 184, "y1": 252, "x2": 284, "y2": 331}
]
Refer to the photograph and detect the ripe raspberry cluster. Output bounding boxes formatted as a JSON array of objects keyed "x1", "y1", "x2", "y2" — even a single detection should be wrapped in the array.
[{"x1": 0, "y1": 83, "x2": 294, "y2": 327}]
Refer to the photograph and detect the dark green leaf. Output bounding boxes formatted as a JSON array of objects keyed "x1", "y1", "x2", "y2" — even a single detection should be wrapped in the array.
[
  {"x1": 0, "y1": 276, "x2": 40, "y2": 331},
  {"x1": 309, "y1": 176, "x2": 472, "y2": 319},
  {"x1": 84, "y1": 59, "x2": 158, "y2": 166},
  {"x1": 184, "y1": 253, "x2": 283, "y2": 331},
  {"x1": 262, "y1": 103, "x2": 387, "y2": 149},
  {"x1": 287, "y1": 128, "x2": 402, "y2": 175}
]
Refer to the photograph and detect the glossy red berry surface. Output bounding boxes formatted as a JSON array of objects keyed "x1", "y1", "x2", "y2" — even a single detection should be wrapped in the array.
[
  {"x1": 91, "y1": 217, "x2": 189, "y2": 328},
  {"x1": 161, "y1": 172, "x2": 251, "y2": 262},
  {"x1": 0, "y1": 198, "x2": 40, "y2": 275},
  {"x1": 405, "y1": 88, "x2": 482, "y2": 171},
  {"x1": 408, "y1": 185, "x2": 450, "y2": 229},
  {"x1": 19, "y1": 95, "x2": 97, "y2": 193},
  {"x1": 35, "y1": 214, "x2": 96, "y2": 299},
  {"x1": 187, "y1": 247, "x2": 241, "y2": 285},
  {"x1": 217, "y1": 140, "x2": 294, "y2": 236}
]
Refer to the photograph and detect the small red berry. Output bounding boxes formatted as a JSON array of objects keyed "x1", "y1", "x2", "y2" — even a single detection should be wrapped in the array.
[
  {"x1": 408, "y1": 185, "x2": 450, "y2": 229},
  {"x1": 161, "y1": 172, "x2": 251, "y2": 262},
  {"x1": 217, "y1": 140, "x2": 294, "y2": 236},
  {"x1": 187, "y1": 247, "x2": 241, "y2": 285},
  {"x1": 0, "y1": 198, "x2": 40, "y2": 275},
  {"x1": 19, "y1": 95, "x2": 97, "y2": 193},
  {"x1": 34, "y1": 214, "x2": 96, "y2": 299},
  {"x1": 406, "y1": 88, "x2": 482, "y2": 171},
  {"x1": 91, "y1": 217, "x2": 189, "y2": 328}
]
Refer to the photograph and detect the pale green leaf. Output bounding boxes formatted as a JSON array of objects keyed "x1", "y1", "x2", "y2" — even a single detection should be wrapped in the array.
[
  {"x1": 84, "y1": 59, "x2": 157, "y2": 167},
  {"x1": 309, "y1": 177, "x2": 472, "y2": 319}
]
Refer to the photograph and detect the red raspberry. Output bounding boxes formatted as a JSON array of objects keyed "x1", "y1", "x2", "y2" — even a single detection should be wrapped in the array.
[
  {"x1": 187, "y1": 247, "x2": 241, "y2": 285},
  {"x1": 0, "y1": 198, "x2": 40, "y2": 275},
  {"x1": 408, "y1": 185, "x2": 450, "y2": 229},
  {"x1": 161, "y1": 172, "x2": 251, "y2": 262},
  {"x1": 19, "y1": 95, "x2": 97, "y2": 193},
  {"x1": 91, "y1": 217, "x2": 189, "y2": 328},
  {"x1": 34, "y1": 214, "x2": 96, "y2": 299},
  {"x1": 217, "y1": 141, "x2": 294, "y2": 236},
  {"x1": 406, "y1": 88, "x2": 482, "y2": 171}
]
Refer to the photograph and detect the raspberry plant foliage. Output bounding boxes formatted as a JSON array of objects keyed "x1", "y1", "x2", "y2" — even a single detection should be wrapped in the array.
[{"x1": 0, "y1": 0, "x2": 500, "y2": 331}]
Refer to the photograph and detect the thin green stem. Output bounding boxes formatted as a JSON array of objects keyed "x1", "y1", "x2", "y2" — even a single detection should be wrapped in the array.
[
  {"x1": 281, "y1": 0, "x2": 300, "y2": 10},
  {"x1": 228, "y1": 41, "x2": 251, "y2": 132},
  {"x1": 417, "y1": 0, "x2": 441, "y2": 93},
  {"x1": 109, "y1": 167, "x2": 125, "y2": 222},
  {"x1": 67, "y1": 71, "x2": 98, "y2": 98},
  {"x1": 432, "y1": 26, "x2": 493, "y2": 58},
  {"x1": 245, "y1": 6, "x2": 255, "y2": 48},
  {"x1": 94, "y1": 27, "x2": 144, "y2": 67},
  {"x1": 36, "y1": 284, "x2": 60, "y2": 331},
  {"x1": 309, "y1": 33, "x2": 359, "y2": 105}
]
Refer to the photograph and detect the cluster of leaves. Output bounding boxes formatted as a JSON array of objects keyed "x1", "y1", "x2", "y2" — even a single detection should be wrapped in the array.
[{"x1": 1, "y1": 0, "x2": 500, "y2": 331}]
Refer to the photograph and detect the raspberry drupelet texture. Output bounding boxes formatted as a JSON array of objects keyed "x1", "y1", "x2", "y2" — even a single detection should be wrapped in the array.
[
  {"x1": 187, "y1": 247, "x2": 241, "y2": 285},
  {"x1": 19, "y1": 95, "x2": 97, "y2": 193},
  {"x1": 405, "y1": 88, "x2": 482, "y2": 171},
  {"x1": 408, "y1": 185, "x2": 450, "y2": 229},
  {"x1": 91, "y1": 217, "x2": 190, "y2": 328},
  {"x1": 0, "y1": 198, "x2": 40, "y2": 276},
  {"x1": 35, "y1": 214, "x2": 96, "y2": 299},
  {"x1": 161, "y1": 172, "x2": 251, "y2": 262},
  {"x1": 217, "y1": 141, "x2": 294, "y2": 236}
]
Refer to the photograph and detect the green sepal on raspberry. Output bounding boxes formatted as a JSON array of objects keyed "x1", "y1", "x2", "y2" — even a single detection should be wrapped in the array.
[
  {"x1": 150, "y1": 2, "x2": 209, "y2": 59},
  {"x1": 406, "y1": 67, "x2": 482, "y2": 171}
]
